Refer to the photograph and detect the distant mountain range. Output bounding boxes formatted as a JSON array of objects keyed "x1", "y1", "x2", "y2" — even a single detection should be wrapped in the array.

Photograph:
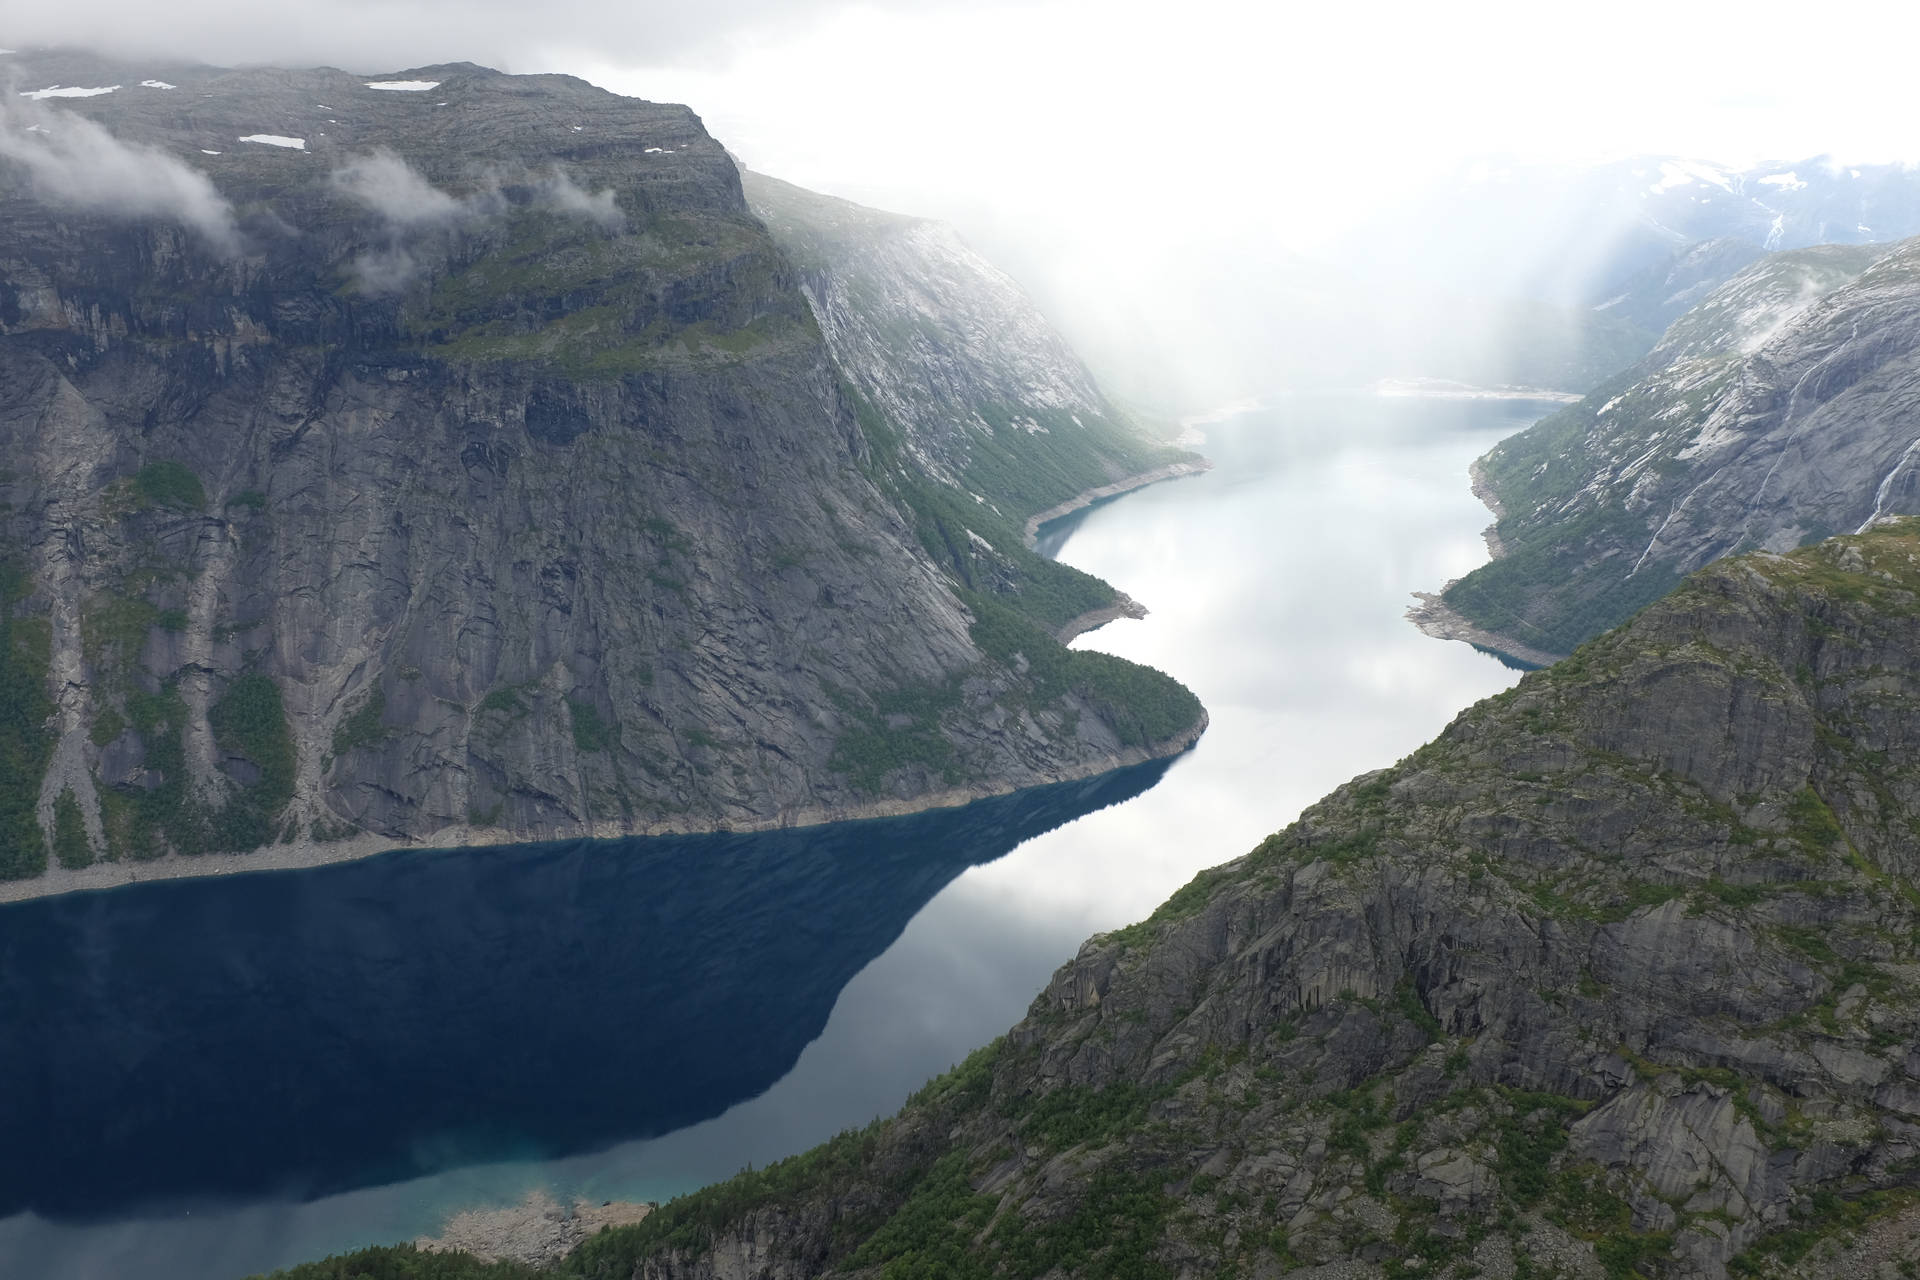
[{"x1": 1024, "y1": 153, "x2": 1920, "y2": 414}]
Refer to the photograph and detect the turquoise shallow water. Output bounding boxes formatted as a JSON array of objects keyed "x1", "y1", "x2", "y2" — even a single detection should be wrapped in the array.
[{"x1": 0, "y1": 394, "x2": 1546, "y2": 1278}]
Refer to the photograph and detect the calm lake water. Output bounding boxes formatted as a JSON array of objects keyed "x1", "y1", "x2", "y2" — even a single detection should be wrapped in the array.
[{"x1": 0, "y1": 395, "x2": 1546, "y2": 1278}]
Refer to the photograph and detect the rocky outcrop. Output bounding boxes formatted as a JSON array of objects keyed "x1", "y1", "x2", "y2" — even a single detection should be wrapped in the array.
[
  {"x1": 438, "y1": 521, "x2": 1920, "y2": 1280},
  {"x1": 0, "y1": 52, "x2": 1204, "y2": 889},
  {"x1": 1434, "y1": 239, "x2": 1910, "y2": 661}
]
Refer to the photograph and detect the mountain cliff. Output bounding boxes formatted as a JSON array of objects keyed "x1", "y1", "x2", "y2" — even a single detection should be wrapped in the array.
[
  {"x1": 741, "y1": 171, "x2": 1191, "y2": 524},
  {"x1": 740, "y1": 171, "x2": 1203, "y2": 641},
  {"x1": 0, "y1": 51, "x2": 1202, "y2": 892},
  {"x1": 269, "y1": 522, "x2": 1920, "y2": 1279},
  {"x1": 1426, "y1": 239, "x2": 1909, "y2": 661}
]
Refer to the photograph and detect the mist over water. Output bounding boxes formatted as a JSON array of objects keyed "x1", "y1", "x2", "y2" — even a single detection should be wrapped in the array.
[{"x1": 0, "y1": 396, "x2": 1540, "y2": 1279}]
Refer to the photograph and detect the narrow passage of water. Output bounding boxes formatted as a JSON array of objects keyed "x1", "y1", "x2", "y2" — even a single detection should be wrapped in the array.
[{"x1": 0, "y1": 395, "x2": 1545, "y2": 1278}]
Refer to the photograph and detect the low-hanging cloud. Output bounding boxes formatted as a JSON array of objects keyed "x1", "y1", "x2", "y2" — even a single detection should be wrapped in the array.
[
  {"x1": 332, "y1": 150, "x2": 628, "y2": 290},
  {"x1": 0, "y1": 105, "x2": 240, "y2": 253},
  {"x1": 331, "y1": 149, "x2": 465, "y2": 226},
  {"x1": 535, "y1": 169, "x2": 626, "y2": 232}
]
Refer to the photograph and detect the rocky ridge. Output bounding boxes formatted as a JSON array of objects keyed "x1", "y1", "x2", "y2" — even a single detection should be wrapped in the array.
[
  {"x1": 271, "y1": 523, "x2": 1920, "y2": 1280},
  {"x1": 1430, "y1": 238, "x2": 1914, "y2": 661},
  {"x1": 0, "y1": 51, "x2": 1203, "y2": 892}
]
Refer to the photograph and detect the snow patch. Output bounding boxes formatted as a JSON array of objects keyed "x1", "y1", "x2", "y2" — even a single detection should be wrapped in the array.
[
  {"x1": 365, "y1": 80, "x2": 440, "y2": 91},
  {"x1": 19, "y1": 85, "x2": 119, "y2": 100},
  {"x1": 1648, "y1": 160, "x2": 1732, "y2": 195},
  {"x1": 1598, "y1": 395, "x2": 1624, "y2": 416},
  {"x1": 238, "y1": 134, "x2": 306, "y2": 150},
  {"x1": 1759, "y1": 171, "x2": 1807, "y2": 191},
  {"x1": 200, "y1": 149, "x2": 221, "y2": 155},
  {"x1": 139, "y1": 80, "x2": 177, "y2": 90}
]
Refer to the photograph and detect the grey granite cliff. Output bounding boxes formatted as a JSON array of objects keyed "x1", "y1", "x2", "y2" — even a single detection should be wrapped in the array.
[{"x1": 0, "y1": 52, "x2": 1203, "y2": 888}]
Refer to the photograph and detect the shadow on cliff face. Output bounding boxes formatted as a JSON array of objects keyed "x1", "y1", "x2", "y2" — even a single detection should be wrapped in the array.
[{"x1": 0, "y1": 759, "x2": 1174, "y2": 1221}]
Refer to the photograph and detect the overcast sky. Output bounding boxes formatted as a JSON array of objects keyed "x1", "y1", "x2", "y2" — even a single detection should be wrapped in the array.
[
  {"x1": 11, "y1": 0, "x2": 1920, "y2": 407},
  {"x1": 11, "y1": 0, "x2": 1920, "y2": 249}
]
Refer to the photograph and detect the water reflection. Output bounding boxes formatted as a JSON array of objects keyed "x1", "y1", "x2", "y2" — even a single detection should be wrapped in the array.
[
  {"x1": 1, "y1": 394, "x2": 1544, "y2": 1279},
  {"x1": 0, "y1": 760, "x2": 1173, "y2": 1222}
]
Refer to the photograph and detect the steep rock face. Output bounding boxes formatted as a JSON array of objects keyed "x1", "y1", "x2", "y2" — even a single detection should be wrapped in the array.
[
  {"x1": 741, "y1": 170, "x2": 1185, "y2": 521},
  {"x1": 524, "y1": 524, "x2": 1920, "y2": 1280},
  {"x1": 1433, "y1": 239, "x2": 1910, "y2": 659},
  {"x1": 0, "y1": 53, "x2": 1203, "y2": 886},
  {"x1": 741, "y1": 170, "x2": 1203, "y2": 642}
]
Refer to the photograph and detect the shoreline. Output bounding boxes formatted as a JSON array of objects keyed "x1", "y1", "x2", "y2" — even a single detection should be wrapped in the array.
[
  {"x1": 1407, "y1": 432, "x2": 1566, "y2": 670},
  {"x1": 1054, "y1": 589, "x2": 1148, "y2": 644},
  {"x1": 0, "y1": 712, "x2": 1210, "y2": 907},
  {"x1": 418, "y1": 1191, "x2": 653, "y2": 1268},
  {"x1": 1022, "y1": 459, "x2": 1214, "y2": 550},
  {"x1": 1405, "y1": 590, "x2": 1565, "y2": 669},
  {"x1": 1375, "y1": 378, "x2": 1583, "y2": 403},
  {"x1": 1468, "y1": 457, "x2": 1507, "y2": 558}
]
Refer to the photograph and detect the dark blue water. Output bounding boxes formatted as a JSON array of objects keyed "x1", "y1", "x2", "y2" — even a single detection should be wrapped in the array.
[
  {"x1": 0, "y1": 395, "x2": 1545, "y2": 1278},
  {"x1": 0, "y1": 763, "x2": 1170, "y2": 1222}
]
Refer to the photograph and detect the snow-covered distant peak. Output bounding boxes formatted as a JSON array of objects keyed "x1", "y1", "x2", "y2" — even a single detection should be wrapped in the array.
[
  {"x1": 365, "y1": 80, "x2": 440, "y2": 92},
  {"x1": 19, "y1": 84, "x2": 119, "y2": 100},
  {"x1": 1649, "y1": 160, "x2": 1733, "y2": 195}
]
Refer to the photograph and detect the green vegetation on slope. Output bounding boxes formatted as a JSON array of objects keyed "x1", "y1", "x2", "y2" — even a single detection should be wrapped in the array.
[
  {"x1": 0, "y1": 553, "x2": 53, "y2": 878},
  {"x1": 964, "y1": 591, "x2": 1202, "y2": 748},
  {"x1": 206, "y1": 673, "x2": 297, "y2": 850},
  {"x1": 963, "y1": 400, "x2": 1184, "y2": 529},
  {"x1": 51, "y1": 789, "x2": 90, "y2": 869},
  {"x1": 849, "y1": 383, "x2": 1118, "y2": 632},
  {"x1": 131, "y1": 460, "x2": 208, "y2": 512},
  {"x1": 254, "y1": 1246, "x2": 542, "y2": 1280},
  {"x1": 820, "y1": 385, "x2": 1202, "y2": 794}
]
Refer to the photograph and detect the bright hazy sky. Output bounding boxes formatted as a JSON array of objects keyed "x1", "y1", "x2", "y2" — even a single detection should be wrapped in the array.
[
  {"x1": 593, "y1": 0, "x2": 1920, "y2": 247},
  {"x1": 12, "y1": 0, "x2": 1920, "y2": 407},
  {"x1": 9, "y1": 0, "x2": 1920, "y2": 247}
]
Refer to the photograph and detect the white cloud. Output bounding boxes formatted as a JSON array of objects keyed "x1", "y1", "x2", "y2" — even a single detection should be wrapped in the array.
[
  {"x1": 332, "y1": 149, "x2": 463, "y2": 225},
  {"x1": 534, "y1": 169, "x2": 625, "y2": 231},
  {"x1": 331, "y1": 151, "x2": 625, "y2": 290},
  {"x1": 0, "y1": 106, "x2": 240, "y2": 252}
]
